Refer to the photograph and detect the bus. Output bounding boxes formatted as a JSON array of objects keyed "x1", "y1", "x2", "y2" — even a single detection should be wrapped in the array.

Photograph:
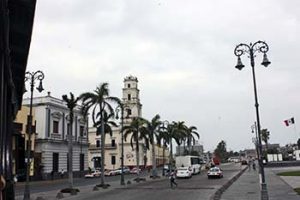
[{"x1": 175, "y1": 156, "x2": 202, "y2": 174}]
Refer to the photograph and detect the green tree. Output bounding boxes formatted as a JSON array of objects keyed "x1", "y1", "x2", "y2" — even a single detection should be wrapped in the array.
[
  {"x1": 156, "y1": 122, "x2": 170, "y2": 175},
  {"x1": 80, "y1": 83, "x2": 119, "y2": 187},
  {"x1": 214, "y1": 140, "x2": 228, "y2": 162},
  {"x1": 95, "y1": 111, "x2": 118, "y2": 137},
  {"x1": 62, "y1": 92, "x2": 79, "y2": 190},
  {"x1": 186, "y1": 126, "x2": 199, "y2": 154},
  {"x1": 261, "y1": 129, "x2": 270, "y2": 152},
  {"x1": 143, "y1": 114, "x2": 161, "y2": 178},
  {"x1": 172, "y1": 121, "x2": 187, "y2": 156},
  {"x1": 123, "y1": 117, "x2": 149, "y2": 180}
]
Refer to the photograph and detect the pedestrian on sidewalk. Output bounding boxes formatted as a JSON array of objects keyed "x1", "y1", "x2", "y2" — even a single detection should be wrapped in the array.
[
  {"x1": 252, "y1": 161, "x2": 256, "y2": 170},
  {"x1": 248, "y1": 160, "x2": 251, "y2": 171},
  {"x1": 50, "y1": 170, "x2": 54, "y2": 180},
  {"x1": 169, "y1": 172, "x2": 177, "y2": 188},
  {"x1": 60, "y1": 168, "x2": 64, "y2": 179},
  {"x1": 0, "y1": 175, "x2": 6, "y2": 200}
]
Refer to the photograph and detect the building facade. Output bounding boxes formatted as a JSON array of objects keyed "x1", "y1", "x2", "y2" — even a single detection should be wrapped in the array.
[
  {"x1": 1, "y1": 0, "x2": 37, "y2": 199},
  {"x1": 176, "y1": 144, "x2": 204, "y2": 156},
  {"x1": 13, "y1": 107, "x2": 37, "y2": 180},
  {"x1": 19, "y1": 92, "x2": 89, "y2": 179},
  {"x1": 88, "y1": 76, "x2": 169, "y2": 170}
]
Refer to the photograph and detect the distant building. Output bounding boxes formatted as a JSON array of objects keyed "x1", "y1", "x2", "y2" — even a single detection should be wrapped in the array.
[
  {"x1": 262, "y1": 143, "x2": 280, "y2": 152},
  {"x1": 16, "y1": 92, "x2": 89, "y2": 179},
  {"x1": 176, "y1": 144, "x2": 203, "y2": 156},
  {"x1": 88, "y1": 76, "x2": 169, "y2": 170},
  {"x1": 242, "y1": 149, "x2": 257, "y2": 159}
]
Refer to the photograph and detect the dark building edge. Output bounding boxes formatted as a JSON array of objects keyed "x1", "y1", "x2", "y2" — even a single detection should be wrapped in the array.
[{"x1": 0, "y1": 0, "x2": 37, "y2": 199}]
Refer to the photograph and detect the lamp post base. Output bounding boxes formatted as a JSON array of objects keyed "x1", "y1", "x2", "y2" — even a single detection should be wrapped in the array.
[{"x1": 260, "y1": 183, "x2": 269, "y2": 200}]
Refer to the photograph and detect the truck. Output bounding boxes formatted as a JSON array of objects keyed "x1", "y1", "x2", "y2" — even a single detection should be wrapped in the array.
[{"x1": 175, "y1": 156, "x2": 202, "y2": 174}]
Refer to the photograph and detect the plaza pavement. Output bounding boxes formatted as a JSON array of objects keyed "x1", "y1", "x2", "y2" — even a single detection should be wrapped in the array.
[
  {"x1": 221, "y1": 166, "x2": 300, "y2": 200},
  {"x1": 15, "y1": 164, "x2": 300, "y2": 200}
]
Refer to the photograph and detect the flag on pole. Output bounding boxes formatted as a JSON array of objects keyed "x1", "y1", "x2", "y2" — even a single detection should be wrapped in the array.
[{"x1": 284, "y1": 117, "x2": 295, "y2": 126}]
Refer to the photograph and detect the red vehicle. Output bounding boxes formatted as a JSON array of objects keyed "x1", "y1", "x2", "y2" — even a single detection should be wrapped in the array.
[{"x1": 212, "y1": 157, "x2": 220, "y2": 166}]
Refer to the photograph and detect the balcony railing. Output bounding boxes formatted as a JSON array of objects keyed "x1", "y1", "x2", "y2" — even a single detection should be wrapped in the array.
[{"x1": 89, "y1": 144, "x2": 117, "y2": 150}]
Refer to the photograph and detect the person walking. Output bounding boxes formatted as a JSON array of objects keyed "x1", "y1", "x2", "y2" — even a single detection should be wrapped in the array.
[
  {"x1": 50, "y1": 170, "x2": 54, "y2": 180},
  {"x1": 169, "y1": 172, "x2": 177, "y2": 188},
  {"x1": 252, "y1": 161, "x2": 256, "y2": 170},
  {"x1": 248, "y1": 160, "x2": 251, "y2": 171},
  {"x1": 0, "y1": 175, "x2": 6, "y2": 200},
  {"x1": 60, "y1": 168, "x2": 64, "y2": 179}
]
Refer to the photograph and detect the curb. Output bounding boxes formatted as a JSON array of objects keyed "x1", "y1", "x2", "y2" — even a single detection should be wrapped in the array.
[{"x1": 210, "y1": 166, "x2": 248, "y2": 200}]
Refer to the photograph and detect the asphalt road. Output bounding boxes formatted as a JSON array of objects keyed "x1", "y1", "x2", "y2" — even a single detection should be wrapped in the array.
[
  {"x1": 15, "y1": 172, "x2": 146, "y2": 197},
  {"x1": 65, "y1": 163, "x2": 243, "y2": 200}
]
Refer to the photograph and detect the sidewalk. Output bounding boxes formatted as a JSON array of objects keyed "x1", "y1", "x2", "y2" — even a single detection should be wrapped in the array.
[
  {"x1": 221, "y1": 167, "x2": 300, "y2": 200},
  {"x1": 15, "y1": 173, "x2": 160, "y2": 200}
]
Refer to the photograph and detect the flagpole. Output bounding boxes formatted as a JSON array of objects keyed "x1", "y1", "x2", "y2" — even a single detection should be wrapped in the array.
[{"x1": 294, "y1": 119, "x2": 299, "y2": 138}]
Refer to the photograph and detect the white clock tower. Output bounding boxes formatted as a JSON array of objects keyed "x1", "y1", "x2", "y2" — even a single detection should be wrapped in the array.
[{"x1": 122, "y1": 75, "x2": 142, "y2": 119}]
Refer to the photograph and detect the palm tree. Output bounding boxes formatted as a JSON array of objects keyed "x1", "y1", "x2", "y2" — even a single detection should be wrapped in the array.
[
  {"x1": 157, "y1": 124, "x2": 170, "y2": 176},
  {"x1": 172, "y1": 121, "x2": 187, "y2": 156},
  {"x1": 94, "y1": 111, "x2": 118, "y2": 137},
  {"x1": 62, "y1": 92, "x2": 79, "y2": 190},
  {"x1": 123, "y1": 117, "x2": 149, "y2": 180},
  {"x1": 144, "y1": 114, "x2": 161, "y2": 178},
  {"x1": 186, "y1": 126, "x2": 199, "y2": 154},
  {"x1": 80, "y1": 83, "x2": 119, "y2": 187},
  {"x1": 261, "y1": 129, "x2": 270, "y2": 152}
]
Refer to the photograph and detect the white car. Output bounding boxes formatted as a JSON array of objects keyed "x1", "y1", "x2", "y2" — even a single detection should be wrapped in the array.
[
  {"x1": 114, "y1": 167, "x2": 130, "y2": 175},
  {"x1": 176, "y1": 167, "x2": 192, "y2": 178},
  {"x1": 130, "y1": 167, "x2": 141, "y2": 174},
  {"x1": 104, "y1": 169, "x2": 117, "y2": 176},
  {"x1": 207, "y1": 167, "x2": 223, "y2": 179},
  {"x1": 85, "y1": 170, "x2": 101, "y2": 178}
]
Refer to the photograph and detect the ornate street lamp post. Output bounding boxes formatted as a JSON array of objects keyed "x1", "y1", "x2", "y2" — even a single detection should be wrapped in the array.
[
  {"x1": 162, "y1": 120, "x2": 171, "y2": 176},
  {"x1": 160, "y1": 121, "x2": 169, "y2": 176},
  {"x1": 234, "y1": 41, "x2": 271, "y2": 200},
  {"x1": 23, "y1": 70, "x2": 45, "y2": 200},
  {"x1": 115, "y1": 104, "x2": 129, "y2": 185}
]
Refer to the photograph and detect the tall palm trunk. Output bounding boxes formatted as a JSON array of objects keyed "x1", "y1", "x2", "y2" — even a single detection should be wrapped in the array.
[
  {"x1": 100, "y1": 113, "x2": 105, "y2": 185},
  {"x1": 136, "y1": 140, "x2": 140, "y2": 178},
  {"x1": 151, "y1": 142, "x2": 157, "y2": 177},
  {"x1": 183, "y1": 140, "x2": 186, "y2": 155},
  {"x1": 170, "y1": 139, "x2": 173, "y2": 170},
  {"x1": 68, "y1": 119, "x2": 73, "y2": 189},
  {"x1": 162, "y1": 144, "x2": 165, "y2": 175}
]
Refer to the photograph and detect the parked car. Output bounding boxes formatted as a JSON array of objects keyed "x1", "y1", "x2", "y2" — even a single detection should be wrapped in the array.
[
  {"x1": 207, "y1": 167, "x2": 223, "y2": 179},
  {"x1": 117, "y1": 167, "x2": 130, "y2": 174},
  {"x1": 104, "y1": 169, "x2": 117, "y2": 176},
  {"x1": 85, "y1": 170, "x2": 101, "y2": 178},
  {"x1": 130, "y1": 167, "x2": 141, "y2": 174},
  {"x1": 176, "y1": 167, "x2": 192, "y2": 178}
]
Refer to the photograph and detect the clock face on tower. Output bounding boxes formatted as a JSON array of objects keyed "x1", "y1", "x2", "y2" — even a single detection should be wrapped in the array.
[{"x1": 126, "y1": 152, "x2": 134, "y2": 159}]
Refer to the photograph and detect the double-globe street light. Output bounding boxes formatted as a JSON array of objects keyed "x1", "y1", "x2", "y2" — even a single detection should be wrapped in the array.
[
  {"x1": 234, "y1": 41, "x2": 271, "y2": 200},
  {"x1": 23, "y1": 70, "x2": 45, "y2": 200},
  {"x1": 115, "y1": 104, "x2": 129, "y2": 185}
]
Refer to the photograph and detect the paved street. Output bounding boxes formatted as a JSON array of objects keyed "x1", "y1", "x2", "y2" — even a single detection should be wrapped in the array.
[
  {"x1": 15, "y1": 163, "x2": 243, "y2": 200},
  {"x1": 63, "y1": 163, "x2": 243, "y2": 200}
]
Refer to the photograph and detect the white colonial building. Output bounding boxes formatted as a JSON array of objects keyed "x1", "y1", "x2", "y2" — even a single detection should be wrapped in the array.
[
  {"x1": 88, "y1": 76, "x2": 169, "y2": 170},
  {"x1": 22, "y1": 92, "x2": 89, "y2": 179}
]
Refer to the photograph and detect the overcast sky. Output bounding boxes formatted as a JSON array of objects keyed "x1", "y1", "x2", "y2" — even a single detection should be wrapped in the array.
[{"x1": 26, "y1": 0, "x2": 300, "y2": 152}]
